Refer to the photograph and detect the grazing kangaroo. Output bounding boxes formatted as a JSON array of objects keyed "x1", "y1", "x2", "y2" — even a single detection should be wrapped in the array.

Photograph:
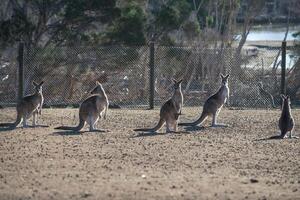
[
  {"x1": 55, "y1": 81, "x2": 108, "y2": 132},
  {"x1": 179, "y1": 74, "x2": 229, "y2": 127},
  {"x1": 0, "y1": 81, "x2": 44, "y2": 128},
  {"x1": 258, "y1": 82, "x2": 276, "y2": 108},
  {"x1": 134, "y1": 79, "x2": 183, "y2": 133}
]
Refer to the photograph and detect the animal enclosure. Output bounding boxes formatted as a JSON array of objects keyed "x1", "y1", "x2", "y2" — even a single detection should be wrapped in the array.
[{"x1": 0, "y1": 43, "x2": 299, "y2": 108}]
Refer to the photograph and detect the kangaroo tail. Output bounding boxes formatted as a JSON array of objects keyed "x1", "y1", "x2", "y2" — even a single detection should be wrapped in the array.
[
  {"x1": 0, "y1": 123, "x2": 14, "y2": 127},
  {"x1": 55, "y1": 117, "x2": 85, "y2": 131},
  {"x1": 0, "y1": 113, "x2": 22, "y2": 128},
  {"x1": 179, "y1": 111, "x2": 208, "y2": 126},
  {"x1": 134, "y1": 118, "x2": 165, "y2": 132}
]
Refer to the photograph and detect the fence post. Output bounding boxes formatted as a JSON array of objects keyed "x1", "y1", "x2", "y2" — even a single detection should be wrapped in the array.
[
  {"x1": 281, "y1": 41, "x2": 286, "y2": 95},
  {"x1": 18, "y1": 42, "x2": 24, "y2": 103},
  {"x1": 149, "y1": 37, "x2": 155, "y2": 109}
]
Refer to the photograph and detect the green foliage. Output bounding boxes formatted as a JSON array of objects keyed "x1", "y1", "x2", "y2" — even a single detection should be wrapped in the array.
[
  {"x1": 64, "y1": 0, "x2": 119, "y2": 22},
  {"x1": 106, "y1": 1, "x2": 146, "y2": 45},
  {"x1": 155, "y1": 0, "x2": 192, "y2": 31},
  {"x1": 205, "y1": 15, "x2": 214, "y2": 27},
  {"x1": 0, "y1": 9, "x2": 35, "y2": 46},
  {"x1": 0, "y1": 0, "x2": 120, "y2": 47},
  {"x1": 183, "y1": 21, "x2": 200, "y2": 38},
  {"x1": 159, "y1": 35, "x2": 176, "y2": 46}
]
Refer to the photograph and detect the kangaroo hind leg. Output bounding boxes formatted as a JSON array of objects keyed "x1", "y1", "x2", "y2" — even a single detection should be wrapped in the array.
[
  {"x1": 22, "y1": 114, "x2": 28, "y2": 128},
  {"x1": 166, "y1": 119, "x2": 172, "y2": 133},
  {"x1": 211, "y1": 110, "x2": 228, "y2": 127},
  {"x1": 88, "y1": 116, "x2": 95, "y2": 132}
]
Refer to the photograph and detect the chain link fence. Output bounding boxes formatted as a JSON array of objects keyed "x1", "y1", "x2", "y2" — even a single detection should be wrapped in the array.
[
  {"x1": 0, "y1": 46, "x2": 18, "y2": 106},
  {"x1": 0, "y1": 42, "x2": 299, "y2": 109},
  {"x1": 23, "y1": 45, "x2": 150, "y2": 108}
]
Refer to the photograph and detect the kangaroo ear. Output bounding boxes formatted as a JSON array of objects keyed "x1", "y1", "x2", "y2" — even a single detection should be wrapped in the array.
[
  {"x1": 96, "y1": 81, "x2": 101, "y2": 86},
  {"x1": 39, "y1": 81, "x2": 44, "y2": 86},
  {"x1": 172, "y1": 78, "x2": 177, "y2": 83},
  {"x1": 280, "y1": 94, "x2": 286, "y2": 99},
  {"x1": 178, "y1": 79, "x2": 183, "y2": 84},
  {"x1": 32, "y1": 81, "x2": 38, "y2": 86},
  {"x1": 286, "y1": 95, "x2": 290, "y2": 99},
  {"x1": 225, "y1": 74, "x2": 230, "y2": 78},
  {"x1": 220, "y1": 74, "x2": 225, "y2": 79}
]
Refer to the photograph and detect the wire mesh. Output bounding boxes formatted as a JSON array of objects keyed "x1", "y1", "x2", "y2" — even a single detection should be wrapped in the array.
[
  {"x1": 0, "y1": 47, "x2": 18, "y2": 106},
  {"x1": 1, "y1": 43, "x2": 299, "y2": 109},
  {"x1": 23, "y1": 45, "x2": 150, "y2": 108}
]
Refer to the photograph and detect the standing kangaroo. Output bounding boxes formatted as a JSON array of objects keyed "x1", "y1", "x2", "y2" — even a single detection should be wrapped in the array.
[
  {"x1": 134, "y1": 79, "x2": 183, "y2": 133},
  {"x1": 55, "y1": 81, "x2": 108, "y2": 132},
  {"x1": 0, "y1": 81, "x2": 44, "y2": 128},
  {"x1": 258, "y1": 82, "x2": 276, "y2": 108},
  {"x1": 179, "y1": 74, "x2": 229, "y2": 127},
  {"x1": 278, "y1": 95, "x2": 297, "y2": 139}
]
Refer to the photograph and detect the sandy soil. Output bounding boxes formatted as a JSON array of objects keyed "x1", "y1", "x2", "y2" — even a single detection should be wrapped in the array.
[{"x1": 0, "y1": 107, "x2": 300, "y2": 200}]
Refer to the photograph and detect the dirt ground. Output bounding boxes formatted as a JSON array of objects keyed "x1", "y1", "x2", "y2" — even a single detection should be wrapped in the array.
[{"x1": 0, "y1": 107, "x2": 300, "y2": 200}]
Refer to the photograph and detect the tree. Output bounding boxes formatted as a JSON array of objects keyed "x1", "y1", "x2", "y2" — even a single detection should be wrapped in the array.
[
  {"x1": 0, "y1": 0, "x2": 120, "y2": 49},
  {"x1": 105, "y1": 1, "x2": 146, "y2": 45}
]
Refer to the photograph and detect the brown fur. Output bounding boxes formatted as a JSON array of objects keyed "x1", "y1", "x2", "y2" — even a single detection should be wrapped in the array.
[
  {"x1": 55, "y1": 82, "x2": 108, "y2": 132},
  {"x1": 179, "y1": 74, "x2": 229, "y2": 127},
  {"x1": 134, "y1": 79, "x2": 183, "y2": 133},
  {"x1": 0, "y1": 81, "x2": 44, "y2": 128}
]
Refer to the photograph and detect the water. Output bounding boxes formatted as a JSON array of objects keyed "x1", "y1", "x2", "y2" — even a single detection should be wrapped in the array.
[
  {"x1": 236, "y1": 24, "x2": 300, "y2": 69},
  {"x1": 245, "y1": 24, "x2": 300, "y2": 41}
]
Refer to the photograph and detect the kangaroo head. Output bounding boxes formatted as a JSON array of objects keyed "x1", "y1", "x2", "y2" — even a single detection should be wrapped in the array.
[
  {"x1": 220, "y1": 74, "x2": 229, "y2": 86},
  {"x1": 280, "y1": 94, "x2": 291, "y2": 106},
  {"x1": 91, "y1": 81, "x2": 105, "y2": 95},
  {"x1": 173, "y1": 79, "x2": 183, "y2": 90},
  {"x1": 33, "y1": 81, "x2": 44, "y2": 93}
]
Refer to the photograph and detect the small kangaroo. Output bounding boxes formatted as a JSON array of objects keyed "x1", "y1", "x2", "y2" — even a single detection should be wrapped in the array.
[
  {"x1": 55, "y1": 81, "x2": 109, "y2": 132},
  {"x1": 258, "y1": 82, "x2": 276, "y2": 108},
  {"x1": 179, "y1": 74, "x2": 229, "y2": 127},
  {"x1": 134, "y1": 79, "x2": 183, "y2": 133},
  {"x1": 0, "y1": 81, "x2": 44, "y2": 128}
]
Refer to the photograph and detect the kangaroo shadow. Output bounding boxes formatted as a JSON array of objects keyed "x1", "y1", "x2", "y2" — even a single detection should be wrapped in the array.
[
  {"x1": 131, "y1": 131, "x2": 166, "y2": 138},
  {"x1": 52, "y1": 129, "x2": 108, "y2": 136},
  {"x1": 254, "y1": 137, "x2": 282, "y2": 141},
  {"x1": 182, "y1": 125, "x2": 205, "y2": 132},
  {"x1": 0, "y1": 127, "x2": 15, "y2": 132},
  {"x1": 254, "y1": 134, "x2": 299, "y2": 141},
  {"x1": 0, "y1": 124, "x2": 49, "y2": 132},
  {"x1": 27, "y1": 124, "x2": 49, "y2": 128},
  {"x1": 131, "y1": 130, "x2": 191, "y2": 138}
]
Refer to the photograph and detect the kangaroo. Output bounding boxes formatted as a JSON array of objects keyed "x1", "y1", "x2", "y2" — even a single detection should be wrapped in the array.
[
  {"x1": 55, "y1": 81, "x2": 109, "y2": 132},
  {"x1": 134, "y1": 79, "x2": 183, "y2": 133},
  {"x1": 277, "y1": 94, "x2": 297, "y2": 139},
  {"x1": 179, "y1": 74, "x2": 229, "y2": 127},
  {"x1": 258, "y1": 82, "x2": 276, "y2": 108},
  {"x1": 0, "y1": 81, "x2": 44, "y2": 128}
]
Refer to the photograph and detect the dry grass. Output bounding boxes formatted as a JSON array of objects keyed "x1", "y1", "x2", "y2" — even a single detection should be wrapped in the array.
[{"x1": 0, "y1": 107, "x2": 300, "y2": 200}]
